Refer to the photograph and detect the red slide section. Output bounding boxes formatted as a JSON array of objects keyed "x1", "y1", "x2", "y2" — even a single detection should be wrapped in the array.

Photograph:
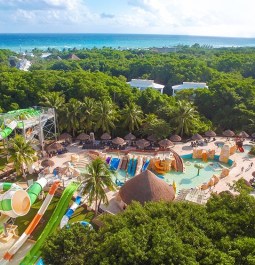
[
  {"x1": 238, "y1": 147, "x2": 244, "y2": 152},
  {"x1": 170, "y1": 148, "x2": 184, "y2": 172}
]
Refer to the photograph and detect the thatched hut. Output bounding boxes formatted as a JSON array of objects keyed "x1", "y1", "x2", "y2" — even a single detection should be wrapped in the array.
[{"x1": 118, "y1": 170, "x2": 175, "y2": 206}]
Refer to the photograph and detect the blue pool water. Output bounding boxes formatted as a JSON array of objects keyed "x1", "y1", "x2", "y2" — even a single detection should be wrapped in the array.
[
  {"x1": 217, "y1": 143, "x2": 252, "y2": 158},
  {"x1": 115, "y1": 156, "x2": 231, "y2": 192}
]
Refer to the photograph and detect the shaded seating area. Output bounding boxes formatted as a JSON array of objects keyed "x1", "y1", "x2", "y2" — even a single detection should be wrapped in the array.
[
  {"x1": 45, "y1": 142, "x2": 68, "y2": 157},
  {"x1": 116, "y1": 170, "x2": 175, "y2": 209}
]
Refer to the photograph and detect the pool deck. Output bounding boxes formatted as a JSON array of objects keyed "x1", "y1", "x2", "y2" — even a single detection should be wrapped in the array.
[
  {"x1": 0, "y1": 237, "x2": 35, "y2": 265},
  {"x1": 40, "y1": 138, "x2": 254, "y2": 201},
  {"x1": 0, "y1": 137, "x2": 254, "y2": 262},
  {"x1": 172, "y1": 138, "x2": 255, "y2": 196}
]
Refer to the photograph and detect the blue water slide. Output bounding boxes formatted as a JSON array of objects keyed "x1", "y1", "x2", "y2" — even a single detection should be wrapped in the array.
[
  {"x1": 142, "y1": 160, "x2": 150, "y2": 172},
  {"x1": 110, "y1": 158, "x2": 120, "y2": 170},
  {"x1": 60, "y1": 195, "x2": 82, "y2": 228},
  {"x1": 131, "y1": 159, "x2": 137, "y2": 176},
  {"x1": 80, "y1": 221, "x2": 92, "y2": 228},
  {"x1": 36, "y1": 258, "x2": 45, "y2": 265},
  {"x1": 127, "y1": 159, "x2": 133, "y2": 175}
]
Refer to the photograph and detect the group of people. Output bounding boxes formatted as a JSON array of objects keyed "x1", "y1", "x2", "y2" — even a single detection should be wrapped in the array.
[{"x1": 241, "y1": 162, "x2": 254, "y2": 173}]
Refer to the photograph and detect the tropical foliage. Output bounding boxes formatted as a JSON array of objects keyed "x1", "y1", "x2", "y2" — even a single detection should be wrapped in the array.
[
  {"x1": 7, "y1": 135, "x2": 37, "y2": 178},
  {"x1": 42, "y1": 192, "x2": 255, "y2": 265},
  {"x1": 81, "y1": 158, "x2": 116, "y2": 216},
  {"x1": 0, "y1": 46, "x2": 255, "y2": 137}
]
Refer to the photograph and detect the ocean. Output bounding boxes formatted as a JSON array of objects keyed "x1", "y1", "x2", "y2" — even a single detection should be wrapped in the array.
[{"x1": 1, "y1": 33, "x2": 255, "y2": 52}]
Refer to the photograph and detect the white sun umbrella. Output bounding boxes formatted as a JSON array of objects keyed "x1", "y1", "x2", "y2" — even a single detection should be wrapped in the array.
[{"x1": 60, "y1": 162, "x2": 80, "y2": 177}]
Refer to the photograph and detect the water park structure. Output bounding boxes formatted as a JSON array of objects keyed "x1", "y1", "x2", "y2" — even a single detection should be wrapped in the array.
[{"x1": 0, "y1": 107, "x2": 57, "y2": 150}]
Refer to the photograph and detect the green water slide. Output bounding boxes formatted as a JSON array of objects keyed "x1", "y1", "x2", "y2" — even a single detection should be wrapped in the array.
[
  {"x1": 0, "y1": 108, "x2": 41, "y2": 140},
  {"x1": 20, "y1": 182, "x2": 79, "y2": 265}
]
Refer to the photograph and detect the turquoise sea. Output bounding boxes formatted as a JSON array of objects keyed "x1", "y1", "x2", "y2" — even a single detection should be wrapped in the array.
[{"x1": 1, "y1": 33, "x2": 255, "y2": 52}]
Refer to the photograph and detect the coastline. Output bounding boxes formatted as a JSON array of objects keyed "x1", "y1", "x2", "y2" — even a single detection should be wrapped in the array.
[{"x1": 1, "y1": 33, "x2": 255, "y2": 52}]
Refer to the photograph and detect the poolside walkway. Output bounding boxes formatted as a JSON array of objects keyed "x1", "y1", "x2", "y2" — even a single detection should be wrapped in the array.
[
  {"x1": 36, "y1": 138, "x2": 254, "y2": 209},
  {"x1": 172, "y1": 137, "x2": 255, "y2": 199}
]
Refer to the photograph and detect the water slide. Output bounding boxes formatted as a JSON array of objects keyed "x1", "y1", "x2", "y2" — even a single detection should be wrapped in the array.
[
  {"x1": 0, "y1": 178, "x2": 47, "y2": 218},
  {"x1": 130, "y1": 159, "x2": 137, "y2": 176},
  {"x1": 142, "y1": 160, "x2": 150, "y2": 172},
  {"x1": 238, "y1": 146, "x2": 244, "y2": 152},
  {"x1": 0, "y1": 121, "x2": 17, "y2": 140},
  {"x1": 110, "y1": 158, "x2": 120, "y2": 171},
  {"x1": 105, "y1": 157, "x2": 111, "y2": 164},
  {"x1": 154, "y1": 160, "x2": 165, "y2": 174},
  {"x1": 170, "y1": 148, "x2": 184, "y2": 172},
  {"x1": 2, "y1": 181, "x2": 60, "y2": 263},
  {"x1": 60, "y1": 195, "x2": 82, "y2": 229},
  {"x1": 135, "y1": 156, "x2": 143, "y2": 175},
  {"x1": 0, "y1": 108, "x2": 42, "y2": 141},
  {"x1": 127, "y1": 159, "x2": 133, "y2": 175},
  {"x1": 20, "y1": 182, "x2": 79, "y2": 265},
  {"x1": 120, "y1": 156, "x2": 128, "y2": 170}
]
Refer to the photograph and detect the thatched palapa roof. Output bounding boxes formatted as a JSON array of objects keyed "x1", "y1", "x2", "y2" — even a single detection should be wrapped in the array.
[
  {"x1": 41, "y1": 159, "x2": 55, "y2": 167},
  {"x1": 124, "y1": 133, "x2": 136, "y2": 141},
  {"x1": 205, "y1": 130, "x2": 216, "y2": 137},
  {"x1": 68, "y1": 54, "x2": 80, "y2": 60},
  {"x1": 136, "y1": 139, "x2": 150, "y2": 148},
  {"x1": 76, "y1": 133, "x2": 90, "y2": 141},
  {"x1": 238, "y1": 131, "x2": 249, "y2": 138},
  {"x1": 46, "y1": 142, "x2": 63, "y2": 152},
  {"x1": 158, "y1": 139, "x2": 173, "y2": 148},
  {"x1": 169, "y1": 135, "x2": 182, "y2": 142},
  {"x1": 112, "y1": 137, "x2": 125, "y2": 145},
  {"x1": 119, "y1": 170, "x2": 175, "y2": 205},
  {"x1": 223, "y1": 130, "x2": 235, "y2": 137},
  {"x1": 101, "y1": 133, "x2": 111, "y2": 140},
  {"x1": 59, "y1": 133, "x2": 72, "y2": 141},
  {"x1": 191, "y1": 133, "x2": 203, "y2": 141}
]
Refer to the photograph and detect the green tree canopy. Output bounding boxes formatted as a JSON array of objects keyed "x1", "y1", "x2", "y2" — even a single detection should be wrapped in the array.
[{"x1": 42, "y1": 192, "x2": 255, "y2": 265}]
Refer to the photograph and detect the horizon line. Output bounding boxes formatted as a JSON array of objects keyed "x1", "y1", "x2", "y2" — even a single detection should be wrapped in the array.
[{"x1": 0, "y1": 32, "x2": 255, "y2": 39}]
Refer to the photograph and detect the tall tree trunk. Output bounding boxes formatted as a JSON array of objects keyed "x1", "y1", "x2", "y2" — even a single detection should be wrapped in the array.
[
  {"x1": 22, "y1": 165, "x2": 26, "y2": 179},
  {"x1": 94, "y1": 193, "x2": 98, "y2": 216}
]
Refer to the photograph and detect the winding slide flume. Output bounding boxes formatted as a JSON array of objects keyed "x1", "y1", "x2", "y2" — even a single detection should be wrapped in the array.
[
  {"x1": 0, "y1": 121, "x2": 17, "y2": 141},
  {"x1": 20, "y1": 182, "x2": 79, "y2": 265},
  {"x1": 1, "y1": 181, "x2": 61, "y2": 263}
]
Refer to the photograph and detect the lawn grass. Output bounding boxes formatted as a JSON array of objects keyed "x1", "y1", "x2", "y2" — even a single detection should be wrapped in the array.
[
  {"x1": 15, "y1": 196, "x2": 60, "y2": 240},
  {"x1": 0, "y1": 157, "x2": 7, "y2": 170},
  {"x1": 69, "y1": 205, "x2": 94, "y2": 224},
  {"x1": 15, "y1": 196, "x2": 94, "y2": 240},
  {"x1": 0, "y1": 156, "x2": 7, "y2": 167}
]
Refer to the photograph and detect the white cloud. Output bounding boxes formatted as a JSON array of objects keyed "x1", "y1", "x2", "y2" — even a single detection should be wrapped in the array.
[{"x1": 0, "y1": 0, "x2": 255, "y2": 36}]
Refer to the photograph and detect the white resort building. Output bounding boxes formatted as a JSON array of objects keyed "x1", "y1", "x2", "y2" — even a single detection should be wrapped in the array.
[
  {"x1": 127, "y1": 79, "x2": 164, "y2": 94},
  {"x1": 172, "y1": 82, "x2": 208, "y2": 96}
]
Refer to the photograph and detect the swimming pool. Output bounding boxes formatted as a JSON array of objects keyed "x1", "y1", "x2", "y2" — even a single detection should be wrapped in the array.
[
  {"x1": 114, "y1": 156, "x2": 231, "y2": 192},
  {"x1": 216, "y1": 143, "x2": 252, "y2": 158}
]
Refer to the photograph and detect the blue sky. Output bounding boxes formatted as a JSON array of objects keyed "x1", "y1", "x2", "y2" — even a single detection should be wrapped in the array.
[{"x1": 0, "y1": 0, "x2": 255, "y2": 37}]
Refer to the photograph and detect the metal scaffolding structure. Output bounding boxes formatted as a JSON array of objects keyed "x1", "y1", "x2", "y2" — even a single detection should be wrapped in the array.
[{"x1": 0, "y1": 107, "x2": 57, "y2": 151}]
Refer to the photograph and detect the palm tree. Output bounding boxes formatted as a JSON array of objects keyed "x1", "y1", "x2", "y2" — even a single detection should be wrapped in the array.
[
  {"x1": 172, "y1": 100, "x2": 199, "y2": 137},
  {"x1": 80, "y1": 97, "x2": 96, "y2": 133},
  {"x1": 40, "y1": 92, "x2": 65, "y2": 134},
  {"x1": 81, "y1": 158, "x2": 116, "y2": 216},
  {"x1": 8, "y1": 135, "x2": 37, "y2": 179},
  {"x1": 94, "y1": 99, "x2": 119, "y2": 133},
  {"x1": 61, "y1": 98, "x2": 83, "y2": 136},
  {"x1": 121, "y1": 102, "x2": 143, "y2": 132}
]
